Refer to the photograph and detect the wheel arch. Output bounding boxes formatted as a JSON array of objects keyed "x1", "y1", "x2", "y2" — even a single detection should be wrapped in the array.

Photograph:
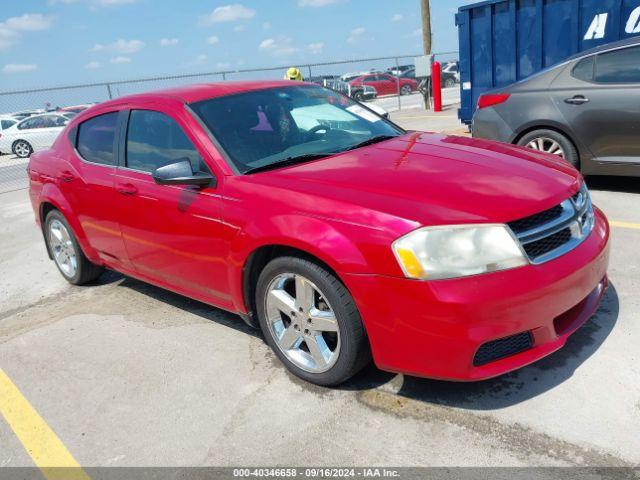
[
  {"x1": 37, "y1": 186, "x2": 100, "y2": 264},
  {"x1": 240, "y1": 244, "x2": 348, "y2": 328},
  {"x1": 511, "y1": 123, "x2": 583, "y2": 165}
]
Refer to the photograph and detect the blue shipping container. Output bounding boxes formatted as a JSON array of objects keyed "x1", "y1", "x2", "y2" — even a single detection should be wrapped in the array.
[{"x1": 457, "y1": 0, "x2": 640, "y2": 124}]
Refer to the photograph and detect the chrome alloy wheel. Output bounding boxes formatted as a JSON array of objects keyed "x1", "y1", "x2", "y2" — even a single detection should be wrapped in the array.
[
  {"x1": 265, "y1": 273, "x2": 340, "y2": 373},
  {"x1": 526, "y1": 137, "x2": 565, "y2": 157},
  {"x1": 14, "y1": 141, "x2": 31, "y2": 158},
  {"x1": 48, "y1": 219, "x2": 77, "y2": 278}
]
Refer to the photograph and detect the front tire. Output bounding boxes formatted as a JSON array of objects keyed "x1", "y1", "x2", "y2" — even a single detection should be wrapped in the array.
[
  {"x1": 45, "y1": 210, "x2": 104, "y2": 285},
  {"x1": 400, "y1": 85, "x2": 412, "y2": 96},
  {"x1": 517, "y1": 129, "x2": 579, "y2": 168},
  {"x1": 256, "y1": 256, "x2": 371, "y2": 386},
  {"x1": 13, "y1": 140, "x2": 33, "y2": 159}
]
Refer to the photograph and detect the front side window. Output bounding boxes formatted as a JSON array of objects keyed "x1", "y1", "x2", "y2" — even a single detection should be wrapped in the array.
[
  {"x1": 126, "y1": 110, "x2": 208, "y2": 174},
  {"x1": 18, "y1": 118, "x2": 38, "y2": 130},
  {"x1": 190, "y1": 85, "x2": 403, "y2": 174},
  {"x1": 595, "y1": 46, "x2": 640, "y2": 84},
  {"x1": 76, "y1": 112, "x2": 119, "y2": 166}
]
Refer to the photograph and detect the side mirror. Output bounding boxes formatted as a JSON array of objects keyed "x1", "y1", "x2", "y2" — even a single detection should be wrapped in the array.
[{"x1": 152, "y1": 158, "x2": 215, "y2": 188}]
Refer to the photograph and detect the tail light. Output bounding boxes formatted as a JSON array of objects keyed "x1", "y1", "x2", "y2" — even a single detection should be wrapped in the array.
[{"x1": 477, "y1": 93, "x2": 510, "y2": 109}]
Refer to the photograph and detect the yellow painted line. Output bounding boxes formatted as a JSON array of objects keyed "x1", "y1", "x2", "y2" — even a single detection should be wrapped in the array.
[
  {"x1": 0, "y1": 368, "x2": 90, "y2": 480},
  {"x1": 610, "y1": 221, "x2": 640, "y2": 230}
]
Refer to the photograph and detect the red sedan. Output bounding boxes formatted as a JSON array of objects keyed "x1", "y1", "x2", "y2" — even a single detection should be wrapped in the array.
[
  {"x1": 349, "y1": 73, "x2": 418, "y2": 96},
  {"x1": 28, "y1": 81, "x2": 609, "y2": 386}
]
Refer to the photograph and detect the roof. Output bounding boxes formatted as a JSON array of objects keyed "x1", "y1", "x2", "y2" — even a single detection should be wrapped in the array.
[
  {"x1": 100, "y1": 80, "x2": 307, "y2": 107},
  {"x1": 565, "y1": 36, "x2": 640, "y2": 61}
]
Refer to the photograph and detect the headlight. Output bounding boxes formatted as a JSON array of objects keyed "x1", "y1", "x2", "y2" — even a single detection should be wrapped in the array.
[{"x1": 392, "y1": 224, "x2": 529, "y2": 280}]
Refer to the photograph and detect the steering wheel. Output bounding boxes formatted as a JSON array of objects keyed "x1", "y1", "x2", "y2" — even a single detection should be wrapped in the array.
[{"x1": 306, "y1": 124, "x2": 331, "y2": 141}]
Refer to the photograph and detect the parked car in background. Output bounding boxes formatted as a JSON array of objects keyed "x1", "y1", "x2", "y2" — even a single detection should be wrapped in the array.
[
  {"x1": 473, "y1": 37, "x2": 640, "y2": 177},
  {"x1": 58, "y1": 104, "x2": 95, "y2": 115},
  {"x1": 340, "y1": 70, "x2": 380, "y2": 83},
  {"x1": 308, "y1": 77, "x2": 377, "y2": 102},
  {"x1": 0, "y1": 116, "x2": 19, "y2": 154},
  {"x1": 386, "y1": 64, "x2": 414, "y2": 76},
  {"x1": 10, "y1": 109, "x2": 45, "y2": 121},
  {"x1": 349, "y1": 73, "x2": 418, "y2": 96},
  {"x1": 28, "y1": 81, "x2": 609, "y2": 386},
  {"x1": 442, "y1": 62, "x2": 460, "y2": 82},
  {"x1": 0, "y1": 113, "x2": 69, "y2": 158},
  {"x1": 400, "y1": 67, "x2": 458, "y2": 89}
]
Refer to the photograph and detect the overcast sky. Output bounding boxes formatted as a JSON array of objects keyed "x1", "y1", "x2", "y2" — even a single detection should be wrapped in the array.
[{"x1": 0, "y1": 0, "x2": 479, "y2": 90}]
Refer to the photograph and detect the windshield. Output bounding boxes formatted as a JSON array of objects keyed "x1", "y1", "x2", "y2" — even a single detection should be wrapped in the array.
[{"x1": 190, "y1": 85, "x2": 403, "y2": 174}]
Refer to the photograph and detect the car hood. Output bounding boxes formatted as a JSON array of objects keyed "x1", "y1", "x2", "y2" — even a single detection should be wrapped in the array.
[{"x1": 246, "y1": 132, "x2": 581, "y2": 229}]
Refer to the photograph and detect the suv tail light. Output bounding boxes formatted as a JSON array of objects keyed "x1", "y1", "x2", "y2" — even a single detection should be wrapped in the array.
[{"x1": 477, "y1": 93, "x2": 510, "y2": 109}]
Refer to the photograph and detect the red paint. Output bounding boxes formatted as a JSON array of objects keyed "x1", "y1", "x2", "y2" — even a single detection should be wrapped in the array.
[
  {"x1": 477, "y1": 93, "x2": 511, "y2": 109},
  {"x1": 433, "y1": 61, "x2": 442, "y2": 112},
  {"x1": 349, "y1": 73, "x2": 418, "y2": 96},
  {"x1": 28, "y1": 82, "x2": 610, "y2": 381}
]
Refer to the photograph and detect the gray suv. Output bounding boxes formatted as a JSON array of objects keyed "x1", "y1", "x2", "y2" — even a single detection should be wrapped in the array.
[{"x1": 472, "y1": 37, "x2": 640, "y2": 177}]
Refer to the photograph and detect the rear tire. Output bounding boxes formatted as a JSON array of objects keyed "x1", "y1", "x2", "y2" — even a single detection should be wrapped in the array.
[
  {"x1": 45, "y1": 210, "x2": 104, "y2": 285},
  {"x1": 517, "y1": 129, "x2": 579, "y2": 168},
  {"x1": 12, "y1": 140, "x2": 33, "y2": 159},
  {"x1": 256, "y1": 256, "x2": 371, "y2": 386}
]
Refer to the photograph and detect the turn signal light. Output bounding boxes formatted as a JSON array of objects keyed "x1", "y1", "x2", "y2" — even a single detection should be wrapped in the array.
[{"x1": 477, "y1": 93, "x2": 510, "y2": 109}]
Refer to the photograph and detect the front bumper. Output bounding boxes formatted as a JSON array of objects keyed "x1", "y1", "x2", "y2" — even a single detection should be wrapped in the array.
[{"x1": 343, "y1": 207, "x2": 610, "y2": 381}]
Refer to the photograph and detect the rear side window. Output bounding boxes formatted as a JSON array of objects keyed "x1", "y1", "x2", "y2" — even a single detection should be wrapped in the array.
[
  {"x1": 572, "y1": 56, "x2": 594, "y2": 82},
  {"x1": 76, "y1": 112, "x2": 119, "y2": 166},
  {"x1": 126, "y1": 110, "x2": 208, "y2": 174},
  {"x1": 1, "y1": 120, "x2": 16, "y2": 129},
  {"x1": 595, "y1": 46, "x2": 640, "y2": 84}
]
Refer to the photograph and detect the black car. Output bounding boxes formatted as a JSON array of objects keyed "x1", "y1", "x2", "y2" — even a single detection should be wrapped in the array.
[{"x1": 473, "y1": 37, "x2": 640, "y2": 177}]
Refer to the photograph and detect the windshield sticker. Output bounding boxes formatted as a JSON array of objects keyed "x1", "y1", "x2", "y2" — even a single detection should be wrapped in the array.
[{"x1": 346, "y1": 105, "x2": 380, "y2": 123}]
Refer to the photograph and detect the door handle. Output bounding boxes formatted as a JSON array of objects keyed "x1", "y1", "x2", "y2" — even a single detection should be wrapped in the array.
[
  {"x1": 564, "y1": 95, "x2": 590, "y2": 105},
  {"x1": 58, "y1": 171, "x2": 75, "y2": 183},
  {"x1": 116, "y1": 183, "x2": 138, "y2": 196}
]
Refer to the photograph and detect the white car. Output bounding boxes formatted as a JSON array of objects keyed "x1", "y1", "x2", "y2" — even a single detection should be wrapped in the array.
[
  {"x1": 0, "y1": 113, "x2": 69, "y2": 158},
  {"x1": 0, "y1": 116, "x2": 19, "y2": 154}
]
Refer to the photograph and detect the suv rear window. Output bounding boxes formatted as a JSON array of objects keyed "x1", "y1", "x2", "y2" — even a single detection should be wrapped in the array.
[{"x1": 76, "y1": 112, "x2": 119, "y2": 166}]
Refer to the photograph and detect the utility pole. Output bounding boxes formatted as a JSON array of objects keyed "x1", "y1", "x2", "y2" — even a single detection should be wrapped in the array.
[
  {"x1": 421, "y1": 0, "x2": 432, "y2": 55},
  {"x1": 420, "y1": 0, "x2": 433, "y2": 109}
]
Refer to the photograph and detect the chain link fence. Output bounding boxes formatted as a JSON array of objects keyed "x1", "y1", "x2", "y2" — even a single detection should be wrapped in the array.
[{"x1": 0, "y1": 52, "x2": 459, "y2": 194}]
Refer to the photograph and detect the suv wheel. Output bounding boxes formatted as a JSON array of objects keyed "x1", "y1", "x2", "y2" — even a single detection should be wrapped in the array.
[
  {"x1": 256, "y1": 256, "x2": 371, "y2": 386},
  {"x1": 45, "y1": 210, "x2": 104, "y2": 285},
  {"x1": 517, "y1": 129, "x2": 579, "y2": 167}
]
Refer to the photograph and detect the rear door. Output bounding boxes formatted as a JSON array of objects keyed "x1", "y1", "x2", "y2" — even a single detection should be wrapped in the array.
[
  {"x1": 552, "y1": 46, "x2": 640, "y2": 165},
  {"x1": 113, "y1": 106, "x2": 231, "y2": 308},
  {"x1": 67, "y1": 110, "x2": 129, "y2": 266}
]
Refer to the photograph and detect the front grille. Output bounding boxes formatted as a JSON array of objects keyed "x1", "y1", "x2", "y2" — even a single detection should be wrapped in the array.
[
  {"x1": 507, "y1": 184, "x2": 595, "y2": 264},
  {"x1": 522, "y1": 227, "x2": 572, "y2": 258},
  {"x1": 509, "y1": 204, "x2": 563, "y2": 235},
  {"x1": 473, "y1": 332, "x2": 533, "y2": 366}
]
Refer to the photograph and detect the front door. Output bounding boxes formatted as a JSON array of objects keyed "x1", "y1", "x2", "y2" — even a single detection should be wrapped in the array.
[
  {"x1": 552, "y1": 46, "x2": 640, "y2": 165},
  {"x1": 113, "y1": 107, "x2": 232, "y2": 309}
]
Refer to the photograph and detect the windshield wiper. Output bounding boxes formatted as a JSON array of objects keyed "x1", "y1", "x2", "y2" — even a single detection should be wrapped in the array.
[
  {"x1": 243, "y1": 153, "x2": 332, "y2": 175},
  {"x1": 343, "y1": 135, "x2": 397, "y2": 152}
]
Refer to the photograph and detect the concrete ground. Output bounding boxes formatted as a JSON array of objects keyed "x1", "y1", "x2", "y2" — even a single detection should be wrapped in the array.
[{"x1": 0, "y1": 113, "x2": 639, "y2": 469}]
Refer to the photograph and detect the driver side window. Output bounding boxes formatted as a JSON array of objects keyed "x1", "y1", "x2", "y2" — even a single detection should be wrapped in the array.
[{"x1": 126, "y1": 110, "x2": 210, "y2": 174}]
